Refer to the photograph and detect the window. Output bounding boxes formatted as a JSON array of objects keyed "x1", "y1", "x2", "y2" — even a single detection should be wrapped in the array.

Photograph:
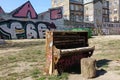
[
  {"x1": 114, "y1": 9, "x2": 118, "y2": 14},
  {"x1": 109, "y1": 10, "x2": 112, "y2": 14},
  {"x1": 80, "y1": 6, "x2": 83, "y2": 11},
  {"x1": 109, "y1": 2, "x2": 112, "y2": 6},
  {"x1": 114, "y1": 16, "x2": 117, "y2": 21},
  {"x1": 89, "y1": 16, "x2": 93, "y2": 21},
  {"x1": 103, "y1": 9, "x2": 108, "y2": 14},
  {"x1": 70, "y1": 13, "x2": 75, "y2": 21},
  {"x1": 63, "y1": 15, "x2": 68, "y2": 20},
  {"x1": 85, "y1": 16, "x2": 89, "y2": 21},
  {"x1": 114, "y1": 0, "x2": 117, "y2": 5},
  {"x1": 70, "y1": 4, "x2": 74, "y2": 10},
  {"x1": 103, "y1": 2, "x2": 107, "y2": 7},
  {"x1": 103, "y1": 18, "x2": 109, "y2": 22},
  {"x1": 75, "y1": 15, "x2": 83, "y2": 22},
  {"x1": 79, "y1": 16, "x2": 83, "y2": 21},
  {"x1": 76, "y1": 15, "x2": 79, "y2": 21},
  {"x1": 75, "y1": 5, "x2": 79, "y2": 11},
  {"x1": 110, "y1": 18, "x2": 112, "y2": 21}
]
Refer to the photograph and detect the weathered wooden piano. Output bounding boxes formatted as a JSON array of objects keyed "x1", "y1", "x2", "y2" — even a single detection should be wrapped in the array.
[{"x1": 45, "y1": 31, "x2": 95, "y2": 75}]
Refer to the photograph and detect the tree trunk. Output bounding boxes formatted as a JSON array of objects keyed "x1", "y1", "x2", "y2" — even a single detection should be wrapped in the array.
[{"x1": 81, "y1": 58, "x2": 96, "y2": 79}]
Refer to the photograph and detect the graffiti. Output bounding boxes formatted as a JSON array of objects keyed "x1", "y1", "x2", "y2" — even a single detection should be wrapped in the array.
[
  {"x1": 0, "y1": 20, "x2": 56, "y2": 39},
  {"x1": 50, "y1": 7, "x2": 63, "y2": 20},
  {"x1": 12, "y1": 1, "x2": 38, "y2": 19},
  {"x1": 0, "y1": 6, "x2": 4, "y2": 14}
]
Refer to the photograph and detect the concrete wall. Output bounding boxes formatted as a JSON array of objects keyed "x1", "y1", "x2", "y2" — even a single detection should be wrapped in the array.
[
  {"x1": 94, "y1": 1, "x2": 103, "y2": 27},
  {"x1": 52, "y1": 0, "x2": 70, "y2": 20},
  {"x1": 93, "y1": 22, "x2": 120, "y2": 35},
  {"x1": 84, "y1": 2, "x2": 94, "y2": 22},
  {"x1": 38, "y1": 7, "x2": 65, "y2": 30},
  {"x1": 0, "y1": 20, "x2": 56, "y2": 39}
]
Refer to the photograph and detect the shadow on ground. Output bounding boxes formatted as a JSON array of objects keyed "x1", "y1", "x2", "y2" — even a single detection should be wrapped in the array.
[
  {"x1": 96, "y1": 59, "x2": 112, "y2": 68},
  {"x1": 96, "y1": 59, "x2": 112, "y2": 77}
]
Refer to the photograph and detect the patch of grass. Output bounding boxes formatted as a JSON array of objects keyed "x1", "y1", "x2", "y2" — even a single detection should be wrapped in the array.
[
  {"x1": 8, "y1": 72, "x2": 18, "y2": 77},
  {"x1": 31, "y1": 68, "x2": 41, "y2": 78},
  {"x1": 0, "y1": 39, "x2": 46, "y2": 80},
  {"x1": 8, "y1": 56, "x2": 17, "y2": 62},
  {"x1": 18, "y1": 49, "x2": 45, "y2": 62},
  {"x1": 0, "y1": 47, "x2": 45, "y2": 65},
  {"x1": 0, "y1": 57, "x2": 4, "y2": 65},
  {"x1": 0, "y1": 77, "x2": 17, "y2": 80},
  {"x1": 0, "y1": 63, "x2": 18, "y2": 71},
  {"x1": 37, "y1": 76, "x2": 46, "y2": 80},
  {"x1": 37, "y1": 73, "x2": 69, "y2": 80},
  {"x1": 0, "y1": 39, "x2": 45, "y2": 49}
]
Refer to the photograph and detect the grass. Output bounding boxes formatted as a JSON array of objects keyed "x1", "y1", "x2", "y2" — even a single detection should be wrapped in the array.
[
  {"x1": 31, "y1": 68, "x2": 41, "y2": 78},
  {"x1": 0, "y1": 39, "x2": 68, "y2": 80},
  {"x1": 37, "y1": 73, "x2": 69, "y2": 80},
  {"x1": 0, "y1": 36, "x2": 120, "y2": 79},
  {"x1": 0, "y1": 39, "x2": 45, "y2": 80},
  {"x1": 89, "y1": 36, "x2": 120, "y2": 60}
]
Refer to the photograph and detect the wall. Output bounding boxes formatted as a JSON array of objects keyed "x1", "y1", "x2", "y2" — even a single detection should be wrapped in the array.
[
  {"x1": 93, "y1": 22, "x2": 120, "y2": 35},
  {"x1": 84, "y1": 2, "x2": 94, "y2": 22},
  {"x1": 94, "y1": 1, "x2": 103, "y2": 27},
  {"x1": 0, "y1": 20, "x2": 56, "y2": 39},
  {"x1": 39, "y1": 7, "x2": 64, "y2": 30},
  {"x1": 52, "y1": 0, "x2": 70, "y2": 20},
  {"x1": 109, "y1": 0, "x2": 120, "y2": 22}
]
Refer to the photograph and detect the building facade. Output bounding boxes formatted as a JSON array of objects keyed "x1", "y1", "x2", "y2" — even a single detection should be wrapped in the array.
[
  {"x1": 84, "y1": 0, "x2": 109, "y2": 23},
  {"x1": 108, "y1": 0, "x2": 120, "y2": 22},
  {"x1": 102, "y1": 0, "x2": 109, "y2": 22},
  {"x1": 52, "y1": 0, "x2": 84, "y2": 22},
  {"x1": 51, "y1": 0, "x2": 110, "y2": 31}
]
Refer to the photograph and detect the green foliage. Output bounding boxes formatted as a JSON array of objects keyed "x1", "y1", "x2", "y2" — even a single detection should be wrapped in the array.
[{"x1": 31, "y1": 68, "x2": 41, "y2": 78}]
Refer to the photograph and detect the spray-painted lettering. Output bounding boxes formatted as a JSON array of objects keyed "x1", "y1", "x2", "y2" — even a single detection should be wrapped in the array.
[{"x1": 0, "y1": 20, "x2": 56, "y2": 39}]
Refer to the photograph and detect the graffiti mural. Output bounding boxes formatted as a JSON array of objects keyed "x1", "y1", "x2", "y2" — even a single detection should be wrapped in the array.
[
  {"x1": 0, "y1": 6, "x2": 4, "y2": 14},
  {"x1": 12, "y1": 1, "x2": 38, "y2": 19},
  {"x1": 50, "y1": 7, "x2": 63, "y2": 20},
  {"x1": 0, "y1": 20, "x2": 56, "y2": 39}
]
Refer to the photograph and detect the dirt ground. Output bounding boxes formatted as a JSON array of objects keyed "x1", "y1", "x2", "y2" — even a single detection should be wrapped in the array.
[
  {"x1": 0, "y1": 35, "x2": 120, "y2": 80},
  {"x1": 68, "y1": 35, "x2": 120, "y2": 80},
  {"x1": 68, "y1": 61, "x2": 120, "y2": 80}
]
